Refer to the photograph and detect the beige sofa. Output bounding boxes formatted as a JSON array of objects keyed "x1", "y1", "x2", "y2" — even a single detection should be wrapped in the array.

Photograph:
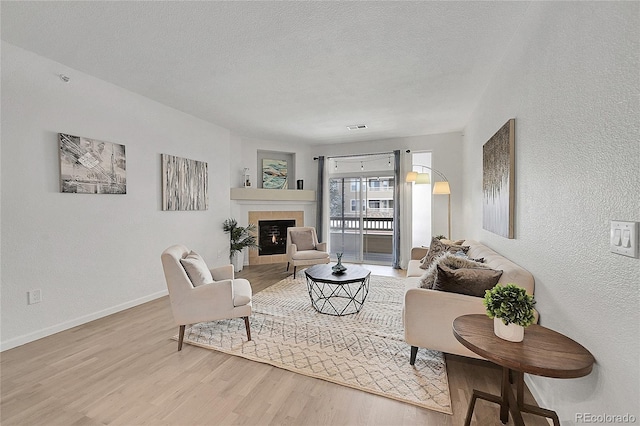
[{"x1": 403, "y1": 239, "x2": 535, "y2": 361}]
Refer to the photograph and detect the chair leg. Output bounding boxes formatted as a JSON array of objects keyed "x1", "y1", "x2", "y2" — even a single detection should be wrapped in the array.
[
  {"x1": 293, "y1": 266, "x2": 297, "y2": 278},
  {"x1": 286, "y1": 262, "x2": 290, "y2": 272},
  {"x1": 410, "y1": 346, "x2": 418, "y2": 365},
  {"x1": 178, "y1": 325, "x2": 185, "y2": 351},
  {"x1": 244, "y1": 317, "x2": 252, "y2": 341}
]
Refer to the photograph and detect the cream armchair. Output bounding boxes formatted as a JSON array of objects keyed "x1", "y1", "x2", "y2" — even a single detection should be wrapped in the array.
[
  {"x1": 286, "y1": 227, "x2": 330, "y2": 278},
  {"x1": 161, "y1": 244, "x2": 252, "y2": 351}
]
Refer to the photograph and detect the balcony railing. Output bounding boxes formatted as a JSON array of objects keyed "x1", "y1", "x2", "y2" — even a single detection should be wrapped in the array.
[{"x1": 329, "y1": 216, "x2": 393, "y2": 233}]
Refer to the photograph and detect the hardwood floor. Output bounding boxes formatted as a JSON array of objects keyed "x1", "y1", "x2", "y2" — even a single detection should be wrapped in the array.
[{"x1": 1, "y1": 263, "x2": 549, "y2": 425}]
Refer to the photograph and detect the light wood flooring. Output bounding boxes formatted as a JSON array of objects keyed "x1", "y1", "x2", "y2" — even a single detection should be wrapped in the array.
[{"x1": 1, "y1": 263, "x2": 549, "y2": 425}]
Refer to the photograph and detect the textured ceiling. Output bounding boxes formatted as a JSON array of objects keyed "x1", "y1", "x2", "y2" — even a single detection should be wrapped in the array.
[{"x1": 1, "y1": 1, "x2": 530, "y2": 144}]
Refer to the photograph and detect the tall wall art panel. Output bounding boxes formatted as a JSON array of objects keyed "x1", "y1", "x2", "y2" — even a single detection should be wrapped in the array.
[
  {"x1": 162, "y1": 153, "x2": 208, "y2": 211},
  {"x1": 482, "y1": 119, "x2": 515, "y2": 238}
]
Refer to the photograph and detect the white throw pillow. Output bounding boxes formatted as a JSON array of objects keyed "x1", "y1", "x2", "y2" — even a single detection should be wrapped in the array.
[{"x1": 180, "y1": 251, "x2": 214, "y2": 287}]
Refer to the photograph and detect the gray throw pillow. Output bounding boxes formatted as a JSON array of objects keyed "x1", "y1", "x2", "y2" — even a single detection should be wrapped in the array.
[
  {"x1": 419, "y1": 237, "x2": 470, "y2": 270},
  {"x1": 290, "y1": 230, "x2": 315, "y2": 251},
  {"x1": 432, "y1": 264, "x2": 502, "y2": 297}
]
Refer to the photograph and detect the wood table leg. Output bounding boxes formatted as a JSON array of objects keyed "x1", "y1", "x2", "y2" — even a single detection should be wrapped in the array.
[
  {"x1": 520, "y1": 404, "x2": 561, "y2": 426},
  {"x1": 516, "y1": 370, "x2": 525, "y2": 409},
  {"x1": 464, "y1": 390, "x2": 479, "y2": 426},
  {"x1": 500, "y1": 367, "x2": 510, "y2": 423},
  {"x1": 465, "y1": 368, "x2": 560, "y2": 426},
  {"x1": 514, "y1": 369, "x2": 561, "y2": 426},
  {"x1": 464, "y1": 390, "x2": 504, "y2": 426},
  {"x1": 505, "y1": 374, "x2": 525, "y2": 426}
]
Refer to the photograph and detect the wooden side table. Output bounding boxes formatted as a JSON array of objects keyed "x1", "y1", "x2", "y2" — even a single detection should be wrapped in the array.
[{"x1": 452, "y1": 314, "x2": 595, "y2": 426}]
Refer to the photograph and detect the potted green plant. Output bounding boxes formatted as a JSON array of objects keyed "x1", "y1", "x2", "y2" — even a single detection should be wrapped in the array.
[
  {"x1": 483, "y1": 284, "x2": 536, "y2": 342},
  {"x1": 222, "y1": 218, "x2": 259, "y2": 272}
]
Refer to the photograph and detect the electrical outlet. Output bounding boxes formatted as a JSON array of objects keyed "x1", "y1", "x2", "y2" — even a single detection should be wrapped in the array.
[{"x1": 28, "y1": 289, "x2": 42, "y2": 305}]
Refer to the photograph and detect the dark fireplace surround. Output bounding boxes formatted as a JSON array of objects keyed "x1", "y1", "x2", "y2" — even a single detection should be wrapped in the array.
[{"x1": 258, "y1": 220, "x2": 295, "y2": 256}]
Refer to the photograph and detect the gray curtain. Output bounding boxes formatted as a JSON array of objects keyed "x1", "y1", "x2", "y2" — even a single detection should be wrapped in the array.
[
  {"x1": 316, "y1": 156, "x2": 325, "y2": 242},
  {"x1": 392, "y1": 150, "x2": 401, "y2": 269}
]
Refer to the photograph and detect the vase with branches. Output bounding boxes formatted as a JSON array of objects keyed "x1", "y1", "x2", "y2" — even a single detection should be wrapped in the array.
[{"x1": 222, "y1": 218, "x2": 259, "y2": 271}]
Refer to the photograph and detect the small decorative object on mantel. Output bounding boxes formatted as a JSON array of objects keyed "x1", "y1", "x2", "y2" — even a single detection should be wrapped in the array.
[
  {"x1": 332, "y1": 252, "x2": 347, "y2": 275},
  {"x1": 483, "y1": 284, "x2": 536, "y2": 342},
  {"x1": 243, "y1": 168, "x2": 251, "y2": 188}
]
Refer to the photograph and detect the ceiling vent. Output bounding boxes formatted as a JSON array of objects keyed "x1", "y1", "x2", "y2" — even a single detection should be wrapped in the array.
[{"x1": 347, "y1": 124, "x2": 368, "y2": 130}]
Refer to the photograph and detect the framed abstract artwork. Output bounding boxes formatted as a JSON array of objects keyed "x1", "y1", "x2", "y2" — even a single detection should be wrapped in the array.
[
  {"x1": 162, "y1": 154, "x2": 208, "y2": 211},
  {"x1": 262, "y1": 159, "x2": 288, "y2": 189},
  {"x1": 483, "y1": 119, "x2": 515, "y2": 239},
  {"x1": 59, "y1": 133, "x2": 126, "y2": 194}
]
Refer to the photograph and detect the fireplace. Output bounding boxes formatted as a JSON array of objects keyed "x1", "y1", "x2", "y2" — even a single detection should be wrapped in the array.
[
  {"x1": 248, "y1": 211, "x2": 304, "y2": 265},
  {"x1": 258, "y1": 220, "x2": 295, "y2": 256}
]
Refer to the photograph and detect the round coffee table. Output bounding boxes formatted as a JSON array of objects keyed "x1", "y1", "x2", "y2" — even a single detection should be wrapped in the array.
[{"x1": 304, "y1": 264, "x2": 371, "y2": 316}]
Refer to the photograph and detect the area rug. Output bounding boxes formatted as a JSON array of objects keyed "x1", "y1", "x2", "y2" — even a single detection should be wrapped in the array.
[{"x1": 177, "y1": 274, "x2": 452, "y2": 414}]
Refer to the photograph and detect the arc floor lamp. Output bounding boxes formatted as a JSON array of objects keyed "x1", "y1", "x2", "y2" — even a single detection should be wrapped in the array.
[{"x1": 406, "y1": 165, "x2": 451, "y2": 239}]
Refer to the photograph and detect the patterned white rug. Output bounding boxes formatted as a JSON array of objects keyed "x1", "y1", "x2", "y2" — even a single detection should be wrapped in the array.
[{"x1": 178, "y1": 274, "x2": 452, "y2": 414}]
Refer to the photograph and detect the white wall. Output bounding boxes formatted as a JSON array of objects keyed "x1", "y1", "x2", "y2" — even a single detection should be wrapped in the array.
[
  {"x1": 461, "y1": 2, "x2": 639, "y2": 423},
  {"x1": 1, "y1": 43, "x2": 232, "y2": 350}
]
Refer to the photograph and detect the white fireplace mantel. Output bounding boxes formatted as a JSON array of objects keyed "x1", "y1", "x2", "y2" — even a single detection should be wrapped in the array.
[{"x1": 230, "y1": 188, "x2": 316, "y2": 202}]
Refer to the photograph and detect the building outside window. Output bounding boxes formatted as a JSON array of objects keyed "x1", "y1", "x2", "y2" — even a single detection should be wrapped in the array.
[{"x1": 350, "y1": 199, "x2": 366, "y2": 212}]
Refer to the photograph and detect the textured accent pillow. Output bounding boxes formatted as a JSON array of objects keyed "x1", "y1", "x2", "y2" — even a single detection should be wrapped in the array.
[
  {"x1": 290, "y1": 230, "x2": 315, "y2": 251},
  {"x1": 419, "y1": 237, "x2": 469, "y2": 270},
  {"x1": 452, "y1": 251, "x2": 485, "y2": 263},
  {"x1": 440, "y1": 239, "x2": 466, "y2": 246},
  {"x1": 418, "y1": 252, "x2": 490, "y2": 289},
  {"x1": 418, "y1": 258, "x2": 440, "y2": 289},
  {"x1": 180, "y1": 251, "x2": 214, "y2": 287},
  {"x1": 433, "y1": 264, "x2": 503, "y2": 297}
]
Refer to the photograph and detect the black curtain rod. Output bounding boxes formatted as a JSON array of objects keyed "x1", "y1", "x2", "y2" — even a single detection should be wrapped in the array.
[{"x1": 314, "y1": 151, "x2": 395, "y2": 161}]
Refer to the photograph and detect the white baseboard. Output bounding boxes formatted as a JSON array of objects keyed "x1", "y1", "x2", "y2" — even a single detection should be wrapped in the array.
[{"x1": 0, "y1": 290, "x2": 168, "y2": 352}]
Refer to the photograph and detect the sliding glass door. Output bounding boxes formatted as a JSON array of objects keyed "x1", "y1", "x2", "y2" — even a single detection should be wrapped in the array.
[{"x1": 328, "y1": 176, "x2": 395, "y2": 264}]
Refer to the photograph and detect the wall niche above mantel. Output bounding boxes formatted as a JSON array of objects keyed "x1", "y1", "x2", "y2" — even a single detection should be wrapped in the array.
[
  {"x1": 230, "y1": 188, "x2": 315, "y2": 202},
  {"x1": 257, "y1": 150, "x2": 295, "y2": 189}
]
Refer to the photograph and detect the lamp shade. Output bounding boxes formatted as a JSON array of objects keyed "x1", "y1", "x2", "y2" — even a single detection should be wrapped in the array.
[
  {"x1": 415, "y1": 173, "x2": 431, "y2": 184},
  {"x1": 432, "y1": 181, "x2": 451, "y2": 195},
  {"x1": 405, "y1": 171, "x2": 418, "y2": 183}
]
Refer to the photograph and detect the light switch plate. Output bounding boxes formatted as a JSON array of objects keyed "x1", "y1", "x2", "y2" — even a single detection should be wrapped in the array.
[{"x1": 610, "y1": 221, "x2": 638, "y2": 258}]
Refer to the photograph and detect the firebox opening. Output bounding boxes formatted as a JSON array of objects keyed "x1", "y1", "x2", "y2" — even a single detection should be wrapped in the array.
[{"x1": 258, "y1": 220, "x2": 296, "y2": 256}]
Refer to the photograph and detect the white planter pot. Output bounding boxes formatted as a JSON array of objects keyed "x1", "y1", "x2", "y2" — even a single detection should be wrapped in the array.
[
  {"x1": 493, "y1": 317, "x2": 524, "y2": 342},
  {"x1": 232, "y1": 251, "x2": 244, "y2": 272}
]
